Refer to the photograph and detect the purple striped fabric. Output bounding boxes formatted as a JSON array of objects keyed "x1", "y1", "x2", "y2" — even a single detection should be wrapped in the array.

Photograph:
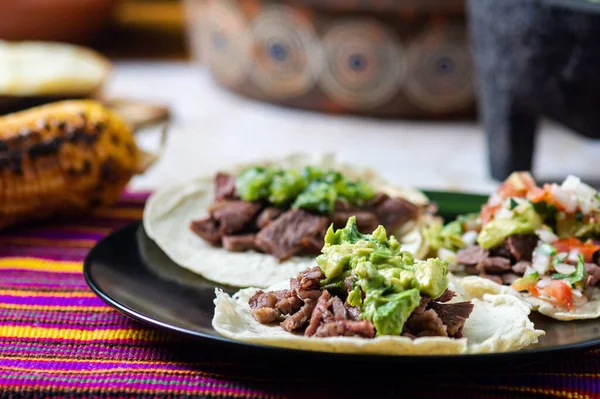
[{"x1": 0, "y1": 191, "x2": 599, "y2": 399}]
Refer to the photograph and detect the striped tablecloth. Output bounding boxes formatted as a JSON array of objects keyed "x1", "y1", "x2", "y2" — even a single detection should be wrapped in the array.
[{"x1": 1, "y1": 192, "x2": 599, "y2": 399}]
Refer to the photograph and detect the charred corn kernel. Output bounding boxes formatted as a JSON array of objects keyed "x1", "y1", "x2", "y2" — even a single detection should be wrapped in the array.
[{"x1": 0, "y1": 100, "x2": 143, "y2": 230}]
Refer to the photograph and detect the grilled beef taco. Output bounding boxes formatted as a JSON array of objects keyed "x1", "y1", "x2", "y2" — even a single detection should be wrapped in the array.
[
  {"x1": 143, "y1": 154, "x2": 431, "y2": 287},
  {"x1": 422, "y1": 172, "x2": 600, "y2": 320},
  {"x1": 212, "y1": 217, "x2": 543, "y2": 354}
]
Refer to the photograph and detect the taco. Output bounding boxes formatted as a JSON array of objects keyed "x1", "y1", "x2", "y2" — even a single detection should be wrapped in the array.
[
  {"x1": 421, "y1": 172, "x2": 600, "y2": 320},
  {"x1": 143, "y1": 154, "x2": 432, "y2": 287},
  {"x1": 212, "y1": 217, "x2": 543, "y2": 354}
]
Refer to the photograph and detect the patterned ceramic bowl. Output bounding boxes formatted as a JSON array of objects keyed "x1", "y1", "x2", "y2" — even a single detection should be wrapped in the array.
[{"x1": 185, "y1": 0, "x2": 475, "y2": 119}]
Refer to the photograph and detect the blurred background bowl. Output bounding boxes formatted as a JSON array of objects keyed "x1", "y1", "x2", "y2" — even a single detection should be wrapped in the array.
[
  {"x1": 185, "y1": 0, "x2": 475, "y2": 119},
  {"x1": 0, "y1": 0, "x2": 120, "y2": 43}
]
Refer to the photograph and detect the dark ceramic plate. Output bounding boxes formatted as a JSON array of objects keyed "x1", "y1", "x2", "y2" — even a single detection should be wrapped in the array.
[{"x1": 84, "y1": 190, "x2": 600, "y2": 372}]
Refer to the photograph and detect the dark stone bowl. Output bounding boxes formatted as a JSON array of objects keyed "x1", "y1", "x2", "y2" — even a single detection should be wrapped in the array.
[
  {"x1": 468, "y1": 0, "x2": 600, "y2": 180},
  {"x1": 187, "y1": 0, "x2": 476, "y2": 119}
]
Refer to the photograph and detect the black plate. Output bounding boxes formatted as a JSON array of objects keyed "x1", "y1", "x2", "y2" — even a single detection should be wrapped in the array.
[{"x1": 84, "y1": 190, "x2": 600, "y2": 373}]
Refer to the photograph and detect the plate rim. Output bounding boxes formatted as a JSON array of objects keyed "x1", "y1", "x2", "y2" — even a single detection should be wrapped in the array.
[{"x1": 84, "y1": 190, "x2": 600, "y2": 362}]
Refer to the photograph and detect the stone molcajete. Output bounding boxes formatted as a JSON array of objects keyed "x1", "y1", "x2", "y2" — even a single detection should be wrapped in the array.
[{"x1": 468, "y1": 0, "x2": 600, "y2": 180}]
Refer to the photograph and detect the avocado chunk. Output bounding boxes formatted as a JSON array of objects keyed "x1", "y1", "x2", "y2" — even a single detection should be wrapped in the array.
[{"x1": 477, "y1": 201, "x2": 543, "y2": 249}]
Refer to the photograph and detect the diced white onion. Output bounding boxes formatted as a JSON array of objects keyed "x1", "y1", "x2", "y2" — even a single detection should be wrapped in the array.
[
  {"x1": 551, "y1": 184, "x2": 577, "y2": 212},
  {"x1": 579, "y1": 198, "x2": 591, "y2": 215},
  {"x1": 568, "y1": 249, "x2": 580, "y2": 263},
  {"x1": 575, "y1": 181, "x2": 597, "y2": 201},
  {"x1": 537, "y1": 277, "x2": 552, "y2": 288},
  {"x1": 572, "y1": 289, "x2": 583, "y2": 297},
  {"x1": 567, "y1": 195, "x2": 578, "y2": 213},
  {"x1": 561, "y1": 175, "x2": 581, "y2": 192},
  {"x1": 532, "y1": 251, "x2": 550, "y2": 274},
  {"x1": 461, "y1": 231, "x2": 478, "y2": 246},
  {"x1": 554, "y1": 263, "x2": 576, "y2": 275},
  {"x1": 524, "y1": 266, "x2": 538, "y2": 277},
  {"x1": 536, "y1": 228, "x2": 558, "y2": 243},
  {"x1": 488, "y1": 193, "x2": 503, "y2": 206},
  {"x1": 438, "y1": 248, "x2": 457, "y2": 264},
  {"x1": 494, "y1": 207, "x2": 513, "y2": 220}
]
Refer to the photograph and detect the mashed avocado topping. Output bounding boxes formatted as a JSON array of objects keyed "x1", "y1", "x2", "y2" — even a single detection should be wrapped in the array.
[
  {"x1": 235, "y1": 166, "x2": 374, "y2": 214},
  {"x1": 477, "y1": 201, "x2": 543, "y2": 249},
  {"x1": 316, "y1": 217, "x2": 449, "y2": 335}
]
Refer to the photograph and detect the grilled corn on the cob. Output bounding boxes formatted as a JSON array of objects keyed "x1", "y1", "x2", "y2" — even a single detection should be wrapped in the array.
[{"x1": 0, "y1": 100, "x2": 147, "y2": 229}]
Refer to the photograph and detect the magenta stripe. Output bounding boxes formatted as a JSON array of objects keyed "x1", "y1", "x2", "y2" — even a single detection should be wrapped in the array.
[
  {"x1": 1, "y1": 320, "x2": 136, "y2": 330},
  {"x1": 0, "y1": 295, "x2": 105, "y2": 307},
  {"x1": 0, "y1": 247, "x2": 89, "y2": 261},
  {"x1": 0, "y1": 270, "x2": 85, "y2": 284},
  {"x1": 0, "y1": 281, "x2": 88, "y2": 291},
  {"x1": 0, "y1": 358, "x2": 195, "y2": 371},
  {"x1": 1, "y1": 231, "x2": 105, "y2": 241}
]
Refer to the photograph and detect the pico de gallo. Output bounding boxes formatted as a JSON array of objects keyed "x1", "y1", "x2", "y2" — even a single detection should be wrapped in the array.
[{"x1": 423, "y1": 172, "x2": 600, "y2": 311}]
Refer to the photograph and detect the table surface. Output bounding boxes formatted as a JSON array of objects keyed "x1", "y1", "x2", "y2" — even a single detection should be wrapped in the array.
[{"x1": 108, "y1": 61, "x2": 600, "y2": 194}]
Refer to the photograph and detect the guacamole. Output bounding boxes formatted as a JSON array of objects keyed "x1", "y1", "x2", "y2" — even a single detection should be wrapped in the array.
[
  {"x1": 317, "y1": 217, "x2": 449, "y2": 336},
  {"x1": 477, "y1": 201, "x2": 543, "y2": 249},
  {"x1": 235, "y1": 166, "x2": 374, "y2": 214}
]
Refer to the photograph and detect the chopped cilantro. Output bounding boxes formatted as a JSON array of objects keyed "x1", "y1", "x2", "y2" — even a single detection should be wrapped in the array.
[{"x1": 509, "y1": 198, "x2": 519, "y2": 210}]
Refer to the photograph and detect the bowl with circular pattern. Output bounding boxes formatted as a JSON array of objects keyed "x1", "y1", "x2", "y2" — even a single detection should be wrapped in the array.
[{"x1": 185, "y1": 0, "x2": 475, "y2": 119}]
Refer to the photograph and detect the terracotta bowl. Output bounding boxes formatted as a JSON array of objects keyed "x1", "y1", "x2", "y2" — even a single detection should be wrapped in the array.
[
  {"x1": 0, "y1": 0, "x2": 120, "y2": 43},
  {"x1": 186, "y1": 0, "x2": 475, "y2": 119}
]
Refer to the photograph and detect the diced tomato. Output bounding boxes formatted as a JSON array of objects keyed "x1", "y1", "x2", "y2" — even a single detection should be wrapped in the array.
[
  {"x1": 479, "y1": 203, "x2": 500, "y2": 225},
  {"x1": 552, "y1": 237, "x2": 600, "y2": 262},
  {"x1": 529, "y1": 285, "x2": 540, "y2": 297},
  {"x1": 528, "y1": 184, "x2": 567, "y2": 212},
  {"x1": 534, "y1": 280, "x2": 574, "y2": 310},
  {"x1": 498, "y1": 171, "x2": 538, "y2": 199}
]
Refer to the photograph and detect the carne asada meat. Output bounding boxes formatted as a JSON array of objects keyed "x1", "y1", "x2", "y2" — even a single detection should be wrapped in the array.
[
  {"x1": 255, "y1": 209, "x2": 329, "y2": 261},
  {"x1": 476, "y1": 257, "x2": 511, "y2": 274},
  {"x1": 456, "y1": 246, "x2": 489, "y2": 266},
  {"x1": 364, "y1": 192, "x2": 389, "y2": 209},
  {"x1": 374, "y1": 197, "x2": 419, "y2": 232},
  {"x1": 305, "y1": 290, "x2": 375, "y2": 338},
  {"x1": 403, "y1": 309, "x2": 447, "y2": 337},
  {"x1": 502, "y1": 273, "x2": 520, "y2": 285},
  {"x1": 512, "y1": 261, "x2": 531, "y2": 275},
  {"x1": 215, "y1": 172, "x2": 237, "y2": 200},
  {"x1": 429, "y1": 302, "x2": 474, "y2": 338},
  {"x1": 189, "y1": 218, "x2": 221, "y2": 245},
  {"x1": 290, "y1": 266, "x2": 325, "y2": 301},
  {"x1": 584, "y1": 263, "x2": 600, "y2": 288},
  {"x1": 222, "y1": 234, "x2": 259, "y2": 252},
  {"x1": 209, "y1": 201, "x2": 262, "y2": 235},
  {"x1": 281, "y1": 300, "x2": 317, "y2": 332},
  {"x1": 435, "y1": 289, "x2": 456, "y2": 303},
  {"x1": 333, "y1": 211, "x2": 379, "y2": 234},
  {"x1": 255, "y1": 207, "x2": 284, "y2": 229},
  {"x1": 248, "y1": 289, "x2": 303, "y2": 323},
  {"x1": 505, "y1": 234, "x2": 538, "y2": 262}
]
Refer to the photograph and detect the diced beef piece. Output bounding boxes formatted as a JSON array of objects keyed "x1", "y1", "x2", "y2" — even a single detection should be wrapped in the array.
[
  {"x1": 404, "y1": 309, "x2": 447, "y2": 337},
  {"x1": 505, "y1": 234, "x2": 538, "y2": 262},
  {"x1": 333, "y1": 211, "x2": 379, "y2": 234},
  {"x1": 456, "y1": 246, "x2": 489, "y2": 266},
  {"x1": 280, "y1": 300, "x2": 317, "y2": 332},
  {"x1": 345, "y1": 304, "x2": 361, "y2": 321},
  {"x1": 490, "y1": 245, "x2": 514, "y2": 261},
  {"x1": 502, "y1": 273, "x2": 520, "y2": 285},
  {"x1": 584, "y1": 263, "x2": 600, "y2": 288},
  {"x1": 300, "y1": 236, "x2": 324, "y2": 255},
  {"x1": 215, "y1": 172, "x2": 237, "y2": 200},
  {"x1": 255, "y1": 209, "x2": 329, "y2": 261},
  {"x1": 464, "y1": 265, "x2": 478, "y2": 275},
  {"x1": 248, "y1": 289, "x2": 302, "y2": 324},
  {"x1": 424, "y1": 203, "x2": 439, "y2": 215},
  {"x1": 364, "y1": 192, "x2": 390, "y2": 209},
  {"x1": 222, "y1": 234, "x2": 259, "y2": 252},
  {"x1": 435, "y1": 289, "x2": 456, "y2": 303},
  {"x1": 331, "y1": 296, "x2": 348, "y2": 320},
  {"x1": 430, "y1": 302, "x2": 474, "y2": 338},
  {"x1": 342, "y1": 275, "x2": 355, "y2": 293},
  {"x1": 189, "y1": 217, "x2": 221, "y2": 245},
  {"x1": 313, "y1": 320, "x2": 376, "y2": 338},
  {"x1": 305, "y1": 290, "x2": 334, "y2": 337},
  {"x1": 414, "y1": 295, "x2": 432, "y2": 315},
  {"x1": 374, "y1": 197, "x2": 419, "y2": 232},
  {"x1": 290, "y1": 266, "x2": 324, "y2": 301},
  {"x1": 479, "y1": 273, "x2": 503, "y2": 285},
  {"x1": 209, "y1": 201, "x2": 262, "y2": 235},
  {"x1": 334, "y1": 198, "x2": 360, "y2": 212},
  {"x1": 256, "y1": 207, "x2": 284, "y2": 229},
  {"x1": 477, "y1": 257, "x2": 511, "y2": 274},
  {"x1": 512, "y1": 261, "x2": 532, "y2": 275}
]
